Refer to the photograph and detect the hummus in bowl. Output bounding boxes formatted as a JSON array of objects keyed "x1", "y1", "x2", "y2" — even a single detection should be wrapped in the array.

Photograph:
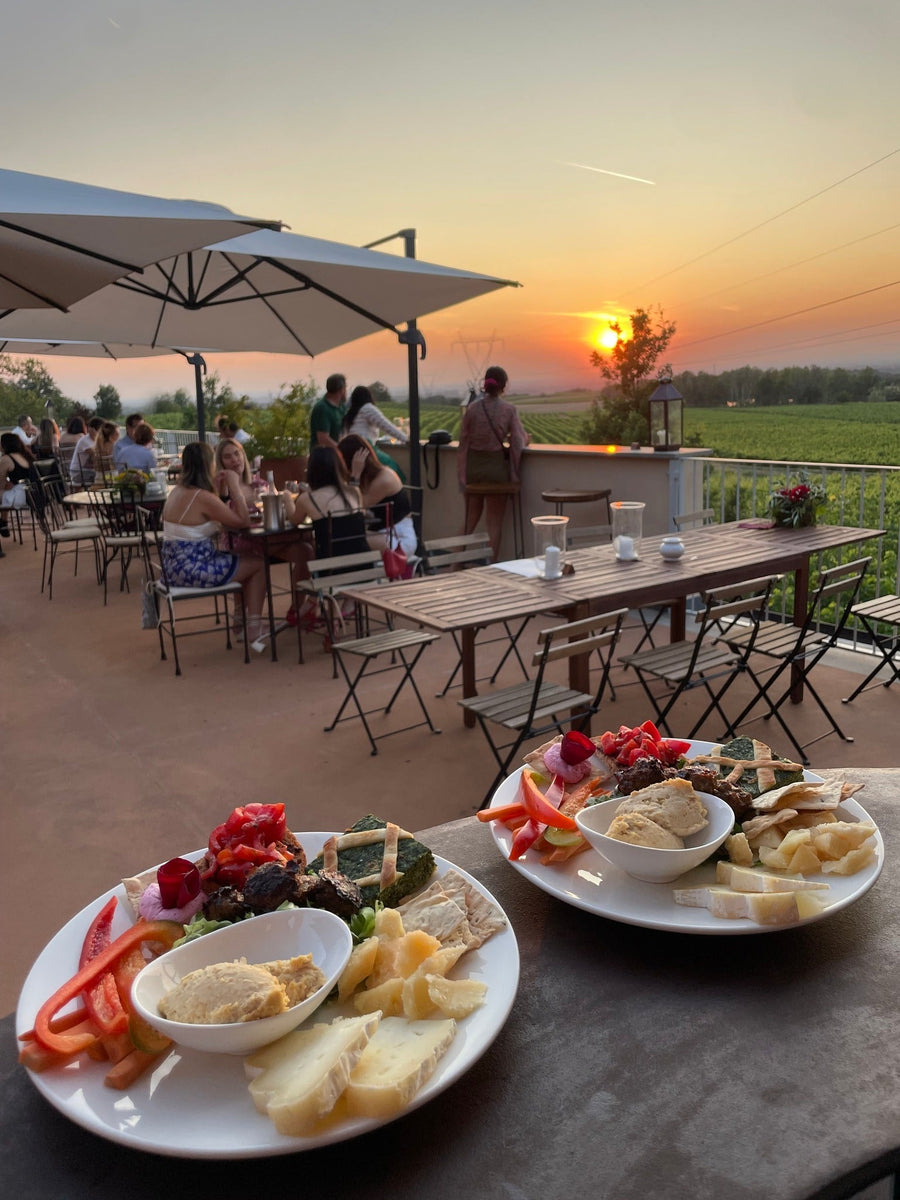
[{"x1": 131, "y1": 908, "x2": 353, "y2": 1055}]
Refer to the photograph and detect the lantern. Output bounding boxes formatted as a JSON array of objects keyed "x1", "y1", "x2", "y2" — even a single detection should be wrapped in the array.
[{"x1": 649, "y1": 379, "x2": 683, "y2": 452}]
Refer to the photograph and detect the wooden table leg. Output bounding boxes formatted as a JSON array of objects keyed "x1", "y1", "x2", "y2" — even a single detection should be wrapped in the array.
[
  {"x1": 462, "y1": 627, "x2": 477, "y2": 727},
  {"x1": 669, "y1": 598, "x2": 687, "y2": 643},
  {"x1": 567, "y1": 602, "x2": 593, "y2": 733}
]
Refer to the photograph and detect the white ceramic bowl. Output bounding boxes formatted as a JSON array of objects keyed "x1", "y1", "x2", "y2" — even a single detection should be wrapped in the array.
[
  {"x1": 575, "y1": 790, "x2": 735, "y2": 883},
  {"x1": 131, "y1": 907, "x2": 353, "y2": 1055}
]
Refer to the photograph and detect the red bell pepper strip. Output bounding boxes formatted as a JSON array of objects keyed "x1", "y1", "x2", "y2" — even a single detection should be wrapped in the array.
[
  {"x1": 519, "y1": 771, "x2": 578, "y2": 831},
  {"x1": 33, "y1": 920, "x2": 183, "y2": 1056},
  {"x1": 79, "y1": 898, "x2": 129, "y2": 1038},
  {"x1": 509, "y1": 818, "x2": 545, "y2": 861}
]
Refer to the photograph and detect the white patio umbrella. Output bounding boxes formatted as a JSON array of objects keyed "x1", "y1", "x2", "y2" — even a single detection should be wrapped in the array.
[
  {"x1": 0, "y1": 167, "x2": 280, "y2": 313},
  {"x1": 0, "y1": 226, "x2": 520, "y2": 481}
]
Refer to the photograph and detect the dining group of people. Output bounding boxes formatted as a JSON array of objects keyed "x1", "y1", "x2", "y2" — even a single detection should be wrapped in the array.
[{"x1": 159, "y1": 375, "x2": 416, "y2": 648}]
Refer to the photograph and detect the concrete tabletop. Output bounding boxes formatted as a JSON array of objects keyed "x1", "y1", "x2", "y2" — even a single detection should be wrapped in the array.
[{"x1": 2, "y1": 768, "x2": 898, "y2": 1200}]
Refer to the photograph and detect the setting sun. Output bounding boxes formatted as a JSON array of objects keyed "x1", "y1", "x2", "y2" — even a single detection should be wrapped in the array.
[{"x1": 597, "y1": 327, "x2": 619, "y2": 350}]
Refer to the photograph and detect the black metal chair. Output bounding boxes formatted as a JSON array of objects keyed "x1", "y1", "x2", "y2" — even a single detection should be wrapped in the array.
[
  {"x1": 137, "y1": 508, "x2": 248, "y2": 676},
  {"x1": 720, "y1": 558, "x2": 871, "y2": 762},
  {"x1": 422, "y1": 532, "x2": 530, "y2": 697},
  {"x1": 27, "y1": 478, "x2": 104, "y2": 598},
  {"x1": 842, "y1": 593, "x2": 900, "y2": 703},
  {"x1": 300, "y1": 549, "x2": 442, "y2": 755},
  {"x1": 619, "y1": 575, "x2": 782, "y2": 740},
  {"x1": 460, "y1": 607, "x2": 628, "y2": 807}
]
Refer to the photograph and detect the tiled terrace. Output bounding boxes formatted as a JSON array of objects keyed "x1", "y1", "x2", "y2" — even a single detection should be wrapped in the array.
[{"x1": 2, "y1": 528, "x2": 898, "y2": 1017}]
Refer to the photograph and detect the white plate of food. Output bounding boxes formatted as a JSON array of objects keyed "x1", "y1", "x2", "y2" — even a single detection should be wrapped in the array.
[
  {"x1": 16, "y1": 834, "x2": 519, "y2": 1158},
  {"x1": 486, "y1": 740, "x2": 884, "y2": 935}
]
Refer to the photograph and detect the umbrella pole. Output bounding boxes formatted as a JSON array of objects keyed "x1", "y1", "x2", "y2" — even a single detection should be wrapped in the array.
[{"x1": 187, "y1": 352, "x2": 208, "y2": 442}]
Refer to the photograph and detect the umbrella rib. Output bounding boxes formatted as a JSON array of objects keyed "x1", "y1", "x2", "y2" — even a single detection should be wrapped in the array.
[
  {"x1": 214, "y1": 252, "x2": 315, "y2": 354},
  {"x1": 0, "y1": 218, "x2": 146, "y2": 274},
  {"x1": 258, "y1": 255, "x2": 402, "y2": 335},
  {"x1": 0, "y1": 267, "x2": 71, "y2": 311}
]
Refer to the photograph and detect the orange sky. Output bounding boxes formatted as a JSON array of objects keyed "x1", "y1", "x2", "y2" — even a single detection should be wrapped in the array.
[{"x1": 2, "y1": 1, "x2": 898, "y2": 404}]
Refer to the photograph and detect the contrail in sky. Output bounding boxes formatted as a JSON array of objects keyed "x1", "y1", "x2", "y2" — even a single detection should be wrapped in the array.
[{"x1": 565, "y1": 161, "x2": 656, "y2": 186}]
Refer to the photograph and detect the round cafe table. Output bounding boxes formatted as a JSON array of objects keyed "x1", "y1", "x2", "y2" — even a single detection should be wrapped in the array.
[{"x1": 3, "y1": 768, "x2": 898, "y2": 1200}]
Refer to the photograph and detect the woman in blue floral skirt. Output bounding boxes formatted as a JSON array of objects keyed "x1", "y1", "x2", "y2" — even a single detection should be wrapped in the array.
[{"x1": 161, "y1": 441, "x2": 267, "y2": 645}]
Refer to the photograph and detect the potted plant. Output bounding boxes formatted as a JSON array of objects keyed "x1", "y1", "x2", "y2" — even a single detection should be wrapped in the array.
[
  {"x1": 112, "y1": 468, "x2": 152, "y2": 498},
  {"x1": 243, "y1": 380, "x2": 316, "y2": 489},
  {"x1": 769, "y1": 471, "x2": 828, "y2": 528}
]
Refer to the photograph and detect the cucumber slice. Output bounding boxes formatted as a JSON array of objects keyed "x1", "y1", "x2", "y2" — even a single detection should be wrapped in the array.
[{"x1": 544, "y1": 827, "x2": 584, "y2": 847}]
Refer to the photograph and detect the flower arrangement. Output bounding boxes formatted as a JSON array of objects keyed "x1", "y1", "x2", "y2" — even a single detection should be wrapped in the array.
[
  {"x1": 113, "y1": 468, "x2": 152, "y2": 495},
  {"x1": 769, "y1": 472, "x2": 827, "y2": 528}
]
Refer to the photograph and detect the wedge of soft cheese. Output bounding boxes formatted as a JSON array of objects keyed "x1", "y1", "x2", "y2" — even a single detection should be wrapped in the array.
[
  {"x1": 673, "y1": 885, "x2": 825, "y2": 925},
  {"x1": 344, "y1": 1016, "x2": 456, "y2": 1119},
  {"x1": 715, "y1": 861, "x2": 829, "y2": 892},
  {"x1": 246, "y1": 1012, "x2": 380, "y2": 1135}
]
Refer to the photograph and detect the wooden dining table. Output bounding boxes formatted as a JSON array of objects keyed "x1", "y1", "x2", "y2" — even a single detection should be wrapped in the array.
[{"x1": 340, "y1": 523, "x2": 885, "y2": 726}]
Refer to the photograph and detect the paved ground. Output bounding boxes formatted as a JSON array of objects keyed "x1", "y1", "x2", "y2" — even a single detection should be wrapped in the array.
[{"x1": 3, "y1": 527, "x2": 898, "y2": 1015}]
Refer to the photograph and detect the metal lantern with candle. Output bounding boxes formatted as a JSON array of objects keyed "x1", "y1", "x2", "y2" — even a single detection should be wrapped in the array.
[{"x1": 649, "y1": 377, "x2": 684, "y2": 452}]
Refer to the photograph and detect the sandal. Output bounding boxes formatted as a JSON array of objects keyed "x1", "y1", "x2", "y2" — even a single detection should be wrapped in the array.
[{"x1": 247, "y1": 617, "x2": 268, "y2": 653}]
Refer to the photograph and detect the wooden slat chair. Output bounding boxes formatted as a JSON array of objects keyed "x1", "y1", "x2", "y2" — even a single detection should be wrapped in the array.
[
  {"x1": 842, "y1": 593, "x2": 900, "y2": 703},
  {"x1": 619, "y1": 575, "x2": 782, "y2": 740},
  {"x1": 300, "y1": 550, "x2": 442, "y2": 755},
  {"x1": 137, "y1": 508, "x2": 248, "y2": 676},
  {"x1": 460, "y1": 607, "x2": 628, "y2": 808},
  {"x1": 720, "y1": 558, "x2": 871, "y2": 763},
  {"x1": 422, "y1": 532, "x2": 530, "y2": 696}
]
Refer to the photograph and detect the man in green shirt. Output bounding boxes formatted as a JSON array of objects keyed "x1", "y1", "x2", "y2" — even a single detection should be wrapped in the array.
[{"x1": 309, "y1": 373, "x2": 347, "y2": 450}]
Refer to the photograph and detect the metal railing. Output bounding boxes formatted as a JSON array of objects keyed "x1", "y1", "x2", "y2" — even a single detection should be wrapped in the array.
[{"x1": 682, "y1": 456, "x2": 900, "y2": 650}]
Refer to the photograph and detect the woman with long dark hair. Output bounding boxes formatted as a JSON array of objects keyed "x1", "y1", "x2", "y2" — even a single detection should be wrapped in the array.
[
  {"x1": 458, "y1": 366, "x2": 528, "y2": 559},
  {"x1": 282, "y1": 445, "x2": 368, "y2": 558},
  {"x1": 342, "y1": 384, "x2": 407, "y2": 477},
  {"x1": 337, "y1": 434, "x2": 416, "y2": 556},
  {"x1": 161, "y1": 441, "x2": 266, "y2": 645}
]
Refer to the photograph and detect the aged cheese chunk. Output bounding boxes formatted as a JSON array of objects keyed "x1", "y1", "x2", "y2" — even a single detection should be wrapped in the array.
[
  {"x1": 715, "y1": 862, "x2": 828, "y2": 892},
  {"x1": 821, "y1": 842, "x2": 876, "y2": 875},
  {"x1": 425, "y1": 975, "x2": 488, "y2": 1019},
  {"x1": 402, "y1": 946, "x2": 468, "y2": 1020},
  {"x1": 812, "y1": 822, "x2": 877, "y2": 859},
  {"x1": 344, "y1": 1016, "x2": 456, "y2": 1119},
  {"x1": 338, "y1": 938, "x2": 380, "y2": 1001},
  {"x1": 354, "y1": 977, "x2": 404, "y2": 1017},
  {"x1": 246, "y1": 1012, "x2": 380, "y2": 1135},
  {"x1": 724, "y1": 832, "x2": 754, "y2": 866},
  {"x1": 786, "y1": 843, "x2": 823, "y2": 875}
]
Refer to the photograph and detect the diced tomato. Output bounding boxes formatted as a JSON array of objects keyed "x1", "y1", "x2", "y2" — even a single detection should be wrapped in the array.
[
  {"x1": 599, "y1": 732, "x2": 618, "y2": 756},
  {"x1": 640, "y1": 719, "x2": 661, "y2": 740}
]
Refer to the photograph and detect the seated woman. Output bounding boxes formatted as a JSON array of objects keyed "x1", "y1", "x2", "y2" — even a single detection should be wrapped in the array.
[
  {"x1": 337, "y1": 434, "x2": 417, "y2": 556},
  {"x1": 33, "y1": 418, "x2": 60, "y2": 459},
  {"x1": 214, "y1": 437, "x2": 313, "y2": 620},
  {"x1": 71, "y1": 416, "x2": 103, "y2": 486},
  {"x1": 161, "y1": 441, "x2": 267, "y2": 647},
  {"x1": 59, "y1": 416, "x2": 86, "y2": 449},
  {"x1": 116, "y1": 422, "x2": 158, "y2": 471},
  {"x1": 93, "y1": 421, "x2": 120, "y2": 483},
  {"x1": 0, "y1": 433, "x2": 36, "y2": 538},
  {"x1": 282, "y1": 445, "x2": 368, "y2": 559}
]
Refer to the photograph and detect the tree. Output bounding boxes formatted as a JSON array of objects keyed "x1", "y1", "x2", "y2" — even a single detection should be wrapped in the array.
[
  {"x1": 582, "y1": 305, "x2": 676, "y2": 444},
  {"x1": 368, "y1": 381, "x2": 392, "y2": 406},
  {"x1": 94, "y1": 384, "x2": 122, "y2": 419}
]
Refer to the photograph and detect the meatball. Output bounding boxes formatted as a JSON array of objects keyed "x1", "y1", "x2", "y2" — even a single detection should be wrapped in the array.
[
  {"x1": 202, "y1": 886, "x2": 251, "y2": 923},
  {"x1": 304, "y1": 870, "x2": 364, "y2": 920},
  {"x1": 615, "y1": 757, "x2": 671, "y2": 794},
  {"x1": 242, "y1": 861, "x2": 307, "y2": 914}
]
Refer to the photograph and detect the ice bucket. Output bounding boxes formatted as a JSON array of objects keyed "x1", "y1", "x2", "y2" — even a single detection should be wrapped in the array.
[{"x1": 262, "y1": 493, "x2": 285, "y2": 532}]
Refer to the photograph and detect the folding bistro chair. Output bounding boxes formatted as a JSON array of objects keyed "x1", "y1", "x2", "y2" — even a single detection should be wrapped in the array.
[
  {"x1": 90, "y1": 488, "x2": 145, "y2": 604},
  {"x1": 300, "y1": 549, "x2": 442, "y2": 755},
  {"x1": 619, "y1": 575, "x2": 782, "y2": 740},
  {"x1": 422, "y1": 532, "x2": 530, "y2": 696},
  {"x1": 720, "y1": 558, "x2": 871, "y2": 763},
  {"x1": 841, "y1": 593, "x2": 900, "y2": 702},
  {"x1": 673, "y1": 508, "x2": 715, "y2": 531},
  {"x1": 460, "y1": 607, "x2": 628, "y2": 808},
  {"x1": 137, "y1": 507, "x2": 248, "y2": 676}
]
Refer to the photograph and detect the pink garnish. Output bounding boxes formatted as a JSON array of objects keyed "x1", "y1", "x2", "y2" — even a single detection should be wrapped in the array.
[
  {"x1": 138, "y1": 881, "x2": 205, "y2": 924},
  {"x1": 157, "y1": 857, "x2": 201, "y2": 908},
  {"x1": 544, "y1": 743, "x2": 592, "y2": 784}
]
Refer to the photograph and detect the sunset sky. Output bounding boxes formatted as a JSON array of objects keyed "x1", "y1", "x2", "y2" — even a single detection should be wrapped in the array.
[{"x1": 3, "y1": 0, "x2": 898, "y2": 405}]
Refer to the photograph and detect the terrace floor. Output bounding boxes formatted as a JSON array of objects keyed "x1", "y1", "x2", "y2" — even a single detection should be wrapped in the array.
[{"x1": 2, "y1": 532, "x2": 898, "y2": 1016}]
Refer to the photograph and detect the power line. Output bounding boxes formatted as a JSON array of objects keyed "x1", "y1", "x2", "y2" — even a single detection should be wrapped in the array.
[
  {"x1": 687, "y1": 223, "x2": 900, "y2": 303},
  {"x1": 634, "y1": 146, "x2": 900, "y2": 290},
  {"x1": 675, "y1": 318, "x2": 900, "y2": 368},
  {"x1": 675, "y1": 280, "x2": 900, "y2": 349}
]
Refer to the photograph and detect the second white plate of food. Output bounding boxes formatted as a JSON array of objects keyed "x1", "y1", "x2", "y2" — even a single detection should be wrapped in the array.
[
  {"x1": 16, "y1": 835, "x2": 519, "y2": 1158},
  {"x1": 486, "y1": 741, "x2": 883, "y2": 935}
]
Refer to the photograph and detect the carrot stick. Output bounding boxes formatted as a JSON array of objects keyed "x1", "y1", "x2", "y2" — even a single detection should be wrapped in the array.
[
  {"x1": 86, "y1": 1040, "x2": 109, "y2": 1062},
  {"x1": 101, "y1": 1030, "x2": 135, "y2": 1065},
  {"x1": 19, "y1": 1006, "x2": 92, "y2": 1041},
  {"x1": 503, "y1": 816, "x2": 530, "y2": 833},
  {"x1": 19, "y1": 1041, "x2": 75, "y2": 1073},
  {"x1": 540, "y1": 840, "x2": 591, "y2": 865},
  {"x1": 476, "y1": 802, "x2": 526, "y2": 823},
  {"x1": 104, "y1": 1049, "x2": 159, "y2": 1091}
]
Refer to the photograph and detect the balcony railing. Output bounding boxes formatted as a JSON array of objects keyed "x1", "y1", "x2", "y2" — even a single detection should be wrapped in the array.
[{"x1": 684, "y1": 456, "x2": 900, "y2": 647}]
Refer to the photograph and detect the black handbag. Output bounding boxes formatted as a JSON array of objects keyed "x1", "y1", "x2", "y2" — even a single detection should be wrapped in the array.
[{"x1": 423, "y1": 430, "x2": 452, "y2": 489}]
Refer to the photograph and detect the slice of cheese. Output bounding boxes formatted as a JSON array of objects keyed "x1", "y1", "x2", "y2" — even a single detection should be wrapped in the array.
[
  {"x1": 246, "y1": 1012, "x2": 380, "y2": 1135},
  {"x1": 715, "y1": 861, "x2": 829, "y2": 892},
  {"x1": 344, "y1": 1016, "x2": 456, "y2": 1119},
  {"x1": 673, "y1": 886, "x2": 824, "y2": 925},
  {"x1": 425, "y1": 975, "x2": 488, "y2": 1019}
]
